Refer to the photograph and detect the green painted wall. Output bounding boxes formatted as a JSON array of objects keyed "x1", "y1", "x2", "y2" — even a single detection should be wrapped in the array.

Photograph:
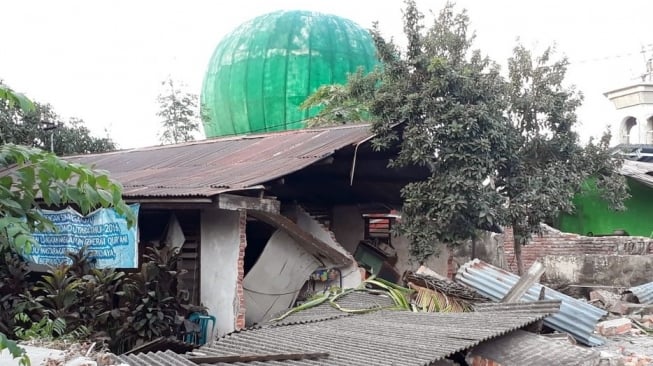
[
  {"x1": 558, "y1": 177, "x2": 653, "y2": 237},
  {"x1": 201, "y1": 10, "x2": 379, "y2": 138}
]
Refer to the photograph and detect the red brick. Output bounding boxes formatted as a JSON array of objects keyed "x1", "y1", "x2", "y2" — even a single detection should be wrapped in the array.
[{"x1": 596, "y1": 318, "x2": 632, "y2": 336}]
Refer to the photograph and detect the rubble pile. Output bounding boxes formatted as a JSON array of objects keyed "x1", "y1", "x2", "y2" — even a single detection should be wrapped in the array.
[
  {"x1": 589, "y1": 289, "x2": 653, "y2": 366},
  {"x1": 38, "y1": 343, "x2": 124, "y2": 366}
]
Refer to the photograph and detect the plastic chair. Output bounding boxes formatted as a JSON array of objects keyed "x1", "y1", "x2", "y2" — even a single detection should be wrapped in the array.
[{"x1": 184, "y1": 312, "x2": 216, "y2": 345}]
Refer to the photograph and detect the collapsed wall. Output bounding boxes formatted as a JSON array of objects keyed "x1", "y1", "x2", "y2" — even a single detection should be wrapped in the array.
[{"x1": 501, "y1": 224, "x2": 653, "y2": 274}]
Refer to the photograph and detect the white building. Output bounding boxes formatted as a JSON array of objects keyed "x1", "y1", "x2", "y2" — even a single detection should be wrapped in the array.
[{"x1": 604, "y1": 83, "x2": 653, "y2": 145}]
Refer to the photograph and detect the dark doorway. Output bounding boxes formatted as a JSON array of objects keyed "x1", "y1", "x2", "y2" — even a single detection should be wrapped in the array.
[{"x1": 244, "y1": 217, "x2": 277, "y2": 275}]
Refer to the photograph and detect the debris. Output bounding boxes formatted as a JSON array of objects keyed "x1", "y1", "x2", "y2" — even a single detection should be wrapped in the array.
[
  {"x1": 597, "y1": 318, "x2": 633, "y2": 336},
  {"x1": 501, "y1": 261, "x2": 545, "y2": 303},
  {"x1": 456, "y1": 259, "x2": 607, "y2": 346},
  {"x1": 610, "y1": 302, "x2": 653, "y2": 316},
  {"x1": 65, "y1": 357, "x2": 97, "y2": 366},
  {"x1": 406, "y1": 267, "x2": 488, "y2": 303},
  {"x1": 590, "y1": 289, "x2": 622, "y2": 310},
  {"x1": 598, "y1": 351, "x2": 625, "y2": 366},
  {"x1": 625, "y1": 281, "x2": 653, "y2": 305}
]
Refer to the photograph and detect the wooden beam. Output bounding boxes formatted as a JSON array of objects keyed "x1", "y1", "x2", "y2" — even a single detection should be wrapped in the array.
[
  {"x1": 248, "y1": 210, "x2": 351, "y2": 266},
  {"x1": 217, "y1": 193, "x2": 280, "y2": 214},
  {"x1": 501, "y1": 261, "x2": 545, "y2": 303},
  {"x1": 188, "y1": 352, "x2": 329, "y2": 364}
]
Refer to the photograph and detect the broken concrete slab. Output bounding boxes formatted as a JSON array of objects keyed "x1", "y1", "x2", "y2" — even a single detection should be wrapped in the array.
[{"x1": 597, "y1": 318, "x2": 632, "y2": 337}]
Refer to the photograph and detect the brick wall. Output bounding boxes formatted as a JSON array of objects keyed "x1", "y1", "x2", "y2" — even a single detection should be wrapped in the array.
[
  {"x1": 235, "y1": 209, "x2": 247, "y2": 330},
  {"x1": 502, "y1": 225, "x2": 653, "y2": 273},
  {"x1": 467, "y1": 355, "x2": 502, "y2": 366}
]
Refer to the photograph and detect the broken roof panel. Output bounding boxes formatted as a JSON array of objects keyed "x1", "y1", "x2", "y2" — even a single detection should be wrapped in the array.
[
  {"x1": 198, "y1": 310, "x2": 554, "y2": 366},
  {"x1": 187, "y1": 290, "x2": 557, "y2": 366},
  {"x1": 620, "y1": 159, "x2": 653, "y2": 188},
  {"x1": 116, "y1": 350, "x2": 195, "y2": 366},
  {"x1": 61, "y1": 125, "x2": 374, "y2": 198},
  {"x1": 627, "y1": 281, "x2": 653, "y2": 305},
  {"x1": 456, "y1": 259, "x2": 607, "y2": 346},
  {"x1": 474, "y1": 299, "x2": 562, "y2": 314},
  {"x1": 467, "y1": 330, "x2": 601, "y2": 366}
]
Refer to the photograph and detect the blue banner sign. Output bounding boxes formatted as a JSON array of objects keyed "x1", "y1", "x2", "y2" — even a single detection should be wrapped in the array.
[{"x1": 28, "y1": 204, "x2": 140, "y2": 268}]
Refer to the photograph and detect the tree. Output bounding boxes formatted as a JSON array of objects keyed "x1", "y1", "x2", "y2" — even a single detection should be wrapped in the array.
[
  {"x1": 157, "y1": 78, "x2": 201, "y2": 144},
  {"x1": 303, "y1": 1, "x2": 628, "y2": 271},
  {"x1": 0, "y1": 82, "x2": 116, "y2": 155},
  {"x1": 501, "y1": 45, "x2": 629, "y2": 273},
  {"x1": 0, "y1": 87, "x2": 133, "y2": 365},
  {"x1": 308, "y1": 1, "x2": 510, "y2": 259}
]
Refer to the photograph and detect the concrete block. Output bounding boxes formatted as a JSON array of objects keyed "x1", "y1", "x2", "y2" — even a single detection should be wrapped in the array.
[{"x1": 596, "y1": 318, "x2": 632, "y2": 336}]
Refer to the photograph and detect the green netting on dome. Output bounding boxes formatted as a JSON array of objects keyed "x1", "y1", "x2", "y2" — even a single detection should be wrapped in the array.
[{"x1": 201, "y1": 10, "x2": 379, "y2": 137}]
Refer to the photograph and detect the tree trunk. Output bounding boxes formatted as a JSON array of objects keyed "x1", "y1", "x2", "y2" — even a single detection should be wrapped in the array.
[{"x1": 512, "y1": 227, "x2": 524, "y2": 275}]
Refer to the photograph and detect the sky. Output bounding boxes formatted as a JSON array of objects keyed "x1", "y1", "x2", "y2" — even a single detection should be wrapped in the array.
[{"x1": 2, "y1": 0, "x2": 652, "y2": 149}]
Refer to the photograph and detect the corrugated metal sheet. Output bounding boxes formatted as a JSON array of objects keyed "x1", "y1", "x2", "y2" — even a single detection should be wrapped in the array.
[
  {"x1": 195, "y1": 310, "x2": 554, "y2": 366},
  {"x1": 117, "y1": 291, "x2": 557, "y2": 366},
  {"x1": 628, "y1": 281, "x2": 653, "y2": 304},
  {"x1": 456, "y1": 259, "x2": 607, "y2": 346},
  {"x1": 620, "y1": 159, "x2": 653, "y2": 188},
  {"x1": 116, "y1": 350, "x2": 195, "y2": 365},
  {"x1": 467, "y1": 330, "x2": 601, "y2": 366},
  {"x1": 474, "y1": 299, "x2": 561, "y2": 314},
  {"x1": 62, "y1": 124, "x2": 373, "y2": 198}
]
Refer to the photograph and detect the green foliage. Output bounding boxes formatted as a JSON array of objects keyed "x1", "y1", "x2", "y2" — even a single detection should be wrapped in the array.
[
  {"x1": 114, "y1": 247, "x2": 198, "y2": 352},
  {"x1": 0, "y1": 333, "x2": 30, "y2": 366},
  {"x1": 0, "y1": 248, "x2": 30, "y2": 336},
  {"x1": 3, "y1": 246, "x2": 199, "y2": 354},
  {"x1": 0, "y1": 85, "x2": 34, "y2": 114},
  {"x1": 302, "y1": 0, "x2": 628, "y2": 269},
  {"x1": 272, "y1": 275, "x2": 469, "y2": 322},
  {"x1": 0, "y1": 83, "x2": 115, "y2": 156},
  {"x1": 0, "y1": 144, "x2": 135, "y2": 254},
  {"x1": 361, "y1": 0, "x2": 511, "y2": 258},
  {"x1": 300, "y1": 68, "x2": 377, "y2": 127},
  {"x1": 157, "y1": 78, "x2": 201, "y2": 144},
  {"x1": 14, "y1": 313, "x2": 67, "y2": 341},
  {"x1": 502, "y1": 44, "x2": 629, "y2": 272}
]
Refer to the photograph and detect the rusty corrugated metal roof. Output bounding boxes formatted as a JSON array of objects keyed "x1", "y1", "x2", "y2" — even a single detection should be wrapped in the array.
[{"x1": 63, "y1": 125, "x2": 374, "y2": 198}]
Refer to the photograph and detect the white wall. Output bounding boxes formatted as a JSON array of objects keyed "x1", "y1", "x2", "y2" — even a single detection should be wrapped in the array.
[
  {"x1": 200, "y1": 208, "x2": 240, "y2": 336},
  {"x1": 243, "y1": 229, "x2": 320, "y2": 325},
  {"x1": 331, "y1": 205, "x2": 451, "y2": 277},
  {"x1": 294, "y1": 206, "x2": 361, "y2": 288}
]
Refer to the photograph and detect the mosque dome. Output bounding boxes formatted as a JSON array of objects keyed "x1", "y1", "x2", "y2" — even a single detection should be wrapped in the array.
[{"x1": 201, "y1": 10, "x2": 378, "y2": 137}]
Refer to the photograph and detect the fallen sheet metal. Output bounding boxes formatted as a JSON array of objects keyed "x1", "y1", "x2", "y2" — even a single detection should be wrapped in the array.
[
  {"x1": 627, "y1": 281, "x2": 653, "y2": 305},
  {"x1": 456, "y1": 259, "x2": 607, "y2": 346}
]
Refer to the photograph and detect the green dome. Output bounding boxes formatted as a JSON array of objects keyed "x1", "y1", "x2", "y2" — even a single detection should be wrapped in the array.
[{"x1": 201, "y1": 10, "x2": 378, "y2": 137}]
